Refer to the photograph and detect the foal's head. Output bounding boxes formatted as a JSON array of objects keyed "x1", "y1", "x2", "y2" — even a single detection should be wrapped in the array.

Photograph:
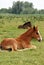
[{"x1": 32, "y1": 26, "x2": 42, "y2": 42}]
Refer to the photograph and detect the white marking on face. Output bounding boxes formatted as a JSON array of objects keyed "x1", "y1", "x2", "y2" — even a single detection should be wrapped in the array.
[{"x1": 38, "y1": 30, "x2": 42, "y2": 41}]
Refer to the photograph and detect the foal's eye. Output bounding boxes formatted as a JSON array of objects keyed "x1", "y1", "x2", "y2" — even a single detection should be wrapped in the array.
[{"x1": 36, "y1": 32, "x2": 38, "y2": 35}]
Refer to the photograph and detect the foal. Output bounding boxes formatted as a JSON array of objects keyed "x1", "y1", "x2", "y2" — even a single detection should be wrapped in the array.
[{"x1": 0, "y1": 26, "x2": 42, "y2": 51}]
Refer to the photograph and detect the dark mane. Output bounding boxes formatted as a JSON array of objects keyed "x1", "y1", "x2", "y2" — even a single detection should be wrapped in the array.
[{"x1": 18, "y1": 21, "x2": 32, "y2": 29}]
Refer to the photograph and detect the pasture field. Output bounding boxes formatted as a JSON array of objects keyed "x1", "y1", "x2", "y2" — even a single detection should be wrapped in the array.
[{"x1": 0, "y1": 14, "x2": 44, "y2": 65}]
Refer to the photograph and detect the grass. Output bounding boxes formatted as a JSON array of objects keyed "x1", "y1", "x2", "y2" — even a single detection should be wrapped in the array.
[{"x1": 0, "y1": 14, "x2": 44, "y2": 65}]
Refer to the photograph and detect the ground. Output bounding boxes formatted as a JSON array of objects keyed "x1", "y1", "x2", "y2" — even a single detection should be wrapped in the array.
[{"x1": 0, "y1": 14, "x2": 44, "y2": 65}]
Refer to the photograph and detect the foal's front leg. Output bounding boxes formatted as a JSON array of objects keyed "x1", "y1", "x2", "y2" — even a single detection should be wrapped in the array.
[
  {"x1": 28, "y1": 44, "x2": 37, "y2": 49},
  {"x1": 22, "y1": 41, "x2": 36, "y2": 49},
  {"x1": 18, "y1": 44, "x2": 36, "y2": 51},
  {"x1": 24, "y1": 41, "x2": 37, "y2": 49},
  {"x1": 22, "y1": 44, "x2": 36, "y2": 51},
  {"x1": 24, "y1": 41, "x2": 36, "y2": 49}
]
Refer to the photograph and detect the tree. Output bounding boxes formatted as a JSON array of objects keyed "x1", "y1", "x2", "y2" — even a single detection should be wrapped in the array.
[
  {"x1": 12, "y1": 1, "x2": 23, "y2": 14},
  {"x1": 21, "y1": 7, "x2": 34, "y2": 14},
  {"x1": 8, "y1": 7, "x2": 12, "y2": 13},
  {"x1": 24, "y1": 2, "x2": 33, "y2": 8},
  {"x1": 39, "y1": 10, "x2": 44, "y2": 14},
  {"x1": 32, "y1": 9, "x2": 39, "y2": 14},
  {"x1": 21, "y1": 2, "x2": 34, "y2": 14},
  {"x1": 11, "y1": 1, "x2": 34, "y2": 14},
  {"x1": 0, "y1": 8, "x2": 8, "y2": 13}
]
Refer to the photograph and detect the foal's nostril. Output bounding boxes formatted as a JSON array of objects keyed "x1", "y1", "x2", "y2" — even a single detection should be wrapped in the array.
[{"x1": 38, "y1": 39, "x2": 41, "y2": 42}]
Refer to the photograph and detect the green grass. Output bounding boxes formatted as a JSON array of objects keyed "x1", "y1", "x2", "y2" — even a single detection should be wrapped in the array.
[{"x1": 0, "y1": 14, "x2": 44, "y2": 65}]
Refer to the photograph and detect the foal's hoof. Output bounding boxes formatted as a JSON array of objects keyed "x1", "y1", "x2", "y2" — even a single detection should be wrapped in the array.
[
  {"x1": 30, "y1": 45, "x2": 37, "y2": 49},
  {"x1": 33, "y1": 46, "x2": 37, "y2": 49},
  {"x1": 7, "y1": 48, "x2": 12, "y2": 52}
]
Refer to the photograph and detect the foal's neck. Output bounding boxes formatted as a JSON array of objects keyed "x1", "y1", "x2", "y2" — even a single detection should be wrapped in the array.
[{"x1": 17, "y1": 28, "x2": 33, "y2": 41}]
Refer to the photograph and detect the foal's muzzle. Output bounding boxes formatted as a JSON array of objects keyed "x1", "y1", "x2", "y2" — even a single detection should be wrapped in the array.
[
  {"x1": 38, "y1": 38, "x2": 42, "y2": 42},
  {"x1": 38, "y1": 39, "x2": 41, "y2": 42}
]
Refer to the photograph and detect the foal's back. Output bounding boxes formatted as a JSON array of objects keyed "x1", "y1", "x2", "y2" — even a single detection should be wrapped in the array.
[{"x1": 0, "y1": 38, "x2": 17, "y2": 49}]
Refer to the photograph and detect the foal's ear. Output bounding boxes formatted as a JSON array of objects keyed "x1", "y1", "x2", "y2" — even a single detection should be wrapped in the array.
[
  {"x1": 33, "y1": 26, "x2": 36, "y2": 30},
  {"x1": 33, "y1": 25, "x2": 38, "y2": 30}
]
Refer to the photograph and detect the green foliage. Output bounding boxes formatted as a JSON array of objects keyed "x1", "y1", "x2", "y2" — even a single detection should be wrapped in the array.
[
  {"x1": 23, "y1": 2, "x2": 33, "y2": 8},
  {"x1": 12, "y1": 1, "x2": 23, "y2": 14},
  {"x1": 0, "y1": 8, "x2": 8, "y2": 13},
  {"x1": 39, "y1": 9, "x2": 44, "y2": 14},
  {"x1": 21, "y1": 7, "x2": 34, "y2": 14},
  {"x1": 11, "y1": 1, "x2": 36, "y2": 14}
]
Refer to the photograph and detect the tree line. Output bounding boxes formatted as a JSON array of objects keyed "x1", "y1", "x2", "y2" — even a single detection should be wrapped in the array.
[{"x1": 0, "y1": 1, "x2": 44, "y2": 14}]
